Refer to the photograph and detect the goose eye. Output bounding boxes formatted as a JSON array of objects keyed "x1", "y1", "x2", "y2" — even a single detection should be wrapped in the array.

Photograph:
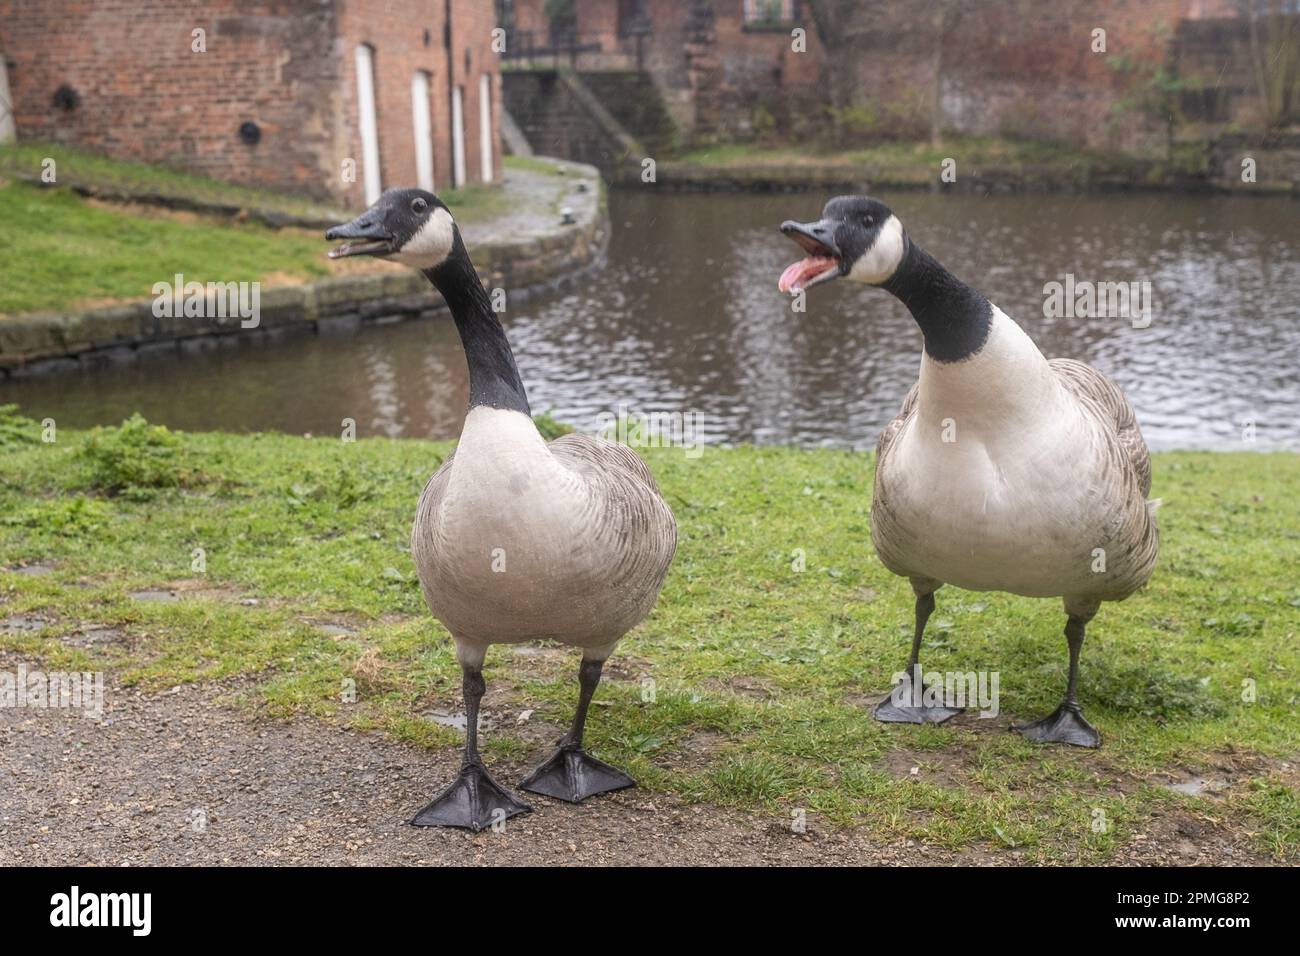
[
  {"x1": 865, "y1": 215, "x2": 875, "y2": 226},
  {"x1": 411, "y1": 197, "x2": 428, "y2": 213}
]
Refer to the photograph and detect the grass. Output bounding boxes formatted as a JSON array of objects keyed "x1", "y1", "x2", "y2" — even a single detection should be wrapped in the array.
[
  {"x1": 0, "y1": 150, "x2": 547, "y2": 316},
  {"x1": 501, "y1": 154, "x2": 573, "y2": 176},
  {"x1": 675, "y1": 136, "x2": 1141, "y2": 182},
  {"x1": 0, "y1": 142, "x2": 547, "y2": 220},
  {"x1": 0, "y1": 142, "x2": 349, "y2": 219},
  {"x1": 0, "y1": 180, "x2": 332, "y2": 315},
  {"x1": 1, "y1": 408, "x2": 1297, "y2": 862}
]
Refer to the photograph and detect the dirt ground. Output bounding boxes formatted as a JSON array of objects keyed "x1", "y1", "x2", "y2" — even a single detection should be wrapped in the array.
[{"x1": 0, "y1": 659, "x2": 1276, "y2": 867}]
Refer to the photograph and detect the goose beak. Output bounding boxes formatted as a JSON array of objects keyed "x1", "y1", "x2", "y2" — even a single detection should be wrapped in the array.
[
  {"x1": 778, "y1": 219, "x2": 843, "y2": 294},
  {"x1": 325, "y1": 213, "x2": 393, "y2": 259}
]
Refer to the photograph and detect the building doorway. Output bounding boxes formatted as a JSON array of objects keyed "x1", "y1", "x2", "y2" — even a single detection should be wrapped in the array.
[
  {"x1": 478, "y1": 74, "x2": 493, "y2": 184},
  {"x1": 354, "y1": 44, "x2": 382, "y2": 204},
  {"x1": 411, "y1": 70, "x2": 435, "y2": 192},
  {"x1": 451, "y1": 84, "x2": 466, "y2": 188}
]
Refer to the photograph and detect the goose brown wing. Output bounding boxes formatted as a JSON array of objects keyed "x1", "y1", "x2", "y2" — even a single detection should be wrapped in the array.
[
  {"x1": 1049, "y1": 359, "x2": 1151, "y2": 497},
  {"x1": 546, "y1": 433, "x2": 678, "y2": 592},
  {"x1": 876, "y1": 381, "x2": 920, "y2": 464}
]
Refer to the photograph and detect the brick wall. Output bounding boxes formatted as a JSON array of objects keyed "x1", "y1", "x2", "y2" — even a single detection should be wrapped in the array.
[
  {"x1": 337, "y1": 0, "x2": 502, "y2": 207},
  {"x1": 803, "y1": 0, "x2": 1253, "y2": 152},
  {"x1": 0, "y1": 0, "x2": 342, "y2": 197},
  {"x1": 836, "y1": 0, "x2": 1206, "y2": 151},
  {"x1": 504, "y1": 0, "x2": 1262, "y2": 153},
  {"x1": 503, "y1": 71, "x2": 619, "y2": 171},
  {"x1": 1174, "y1": 15, "x2": 1263, "y2": 127},
  {"x1": 609, "y1": 0, "x2": 830, "y2": 142},
  {"x1": 0, "y1": 0, "x2": 502, "y2": 205},
  {"x1": 507, "y1": 0, "x2": 827, "y2": 142}
]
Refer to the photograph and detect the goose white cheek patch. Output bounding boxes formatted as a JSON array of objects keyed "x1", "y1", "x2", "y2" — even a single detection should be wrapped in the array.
[
  {"x1": 393, "y1": 207, "x2": 455, "y2": 268},
  {"x1": 848, "y1": 215, "x2": 905, "y2": 284}
]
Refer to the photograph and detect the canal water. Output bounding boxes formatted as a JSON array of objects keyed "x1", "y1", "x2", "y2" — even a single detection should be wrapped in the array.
[{"x1": 4, "y1": 189, "x2": 1298, "y2": 450}]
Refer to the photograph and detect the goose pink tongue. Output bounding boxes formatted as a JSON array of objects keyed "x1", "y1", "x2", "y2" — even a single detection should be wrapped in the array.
[{"x1": 778, "y1": 255, "x2": 836, "y2": 294}]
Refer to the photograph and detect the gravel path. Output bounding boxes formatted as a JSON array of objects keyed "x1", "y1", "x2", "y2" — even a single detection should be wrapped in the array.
[
  {"x1": 462, "y1": 163, "x2": 595, "y2": 248},
  {"x1": 0, "y1": 659, "x2": 1276, "y2": 866}
]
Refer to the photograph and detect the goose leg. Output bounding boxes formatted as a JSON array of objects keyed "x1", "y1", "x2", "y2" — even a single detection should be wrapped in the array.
[
  {"x1": 873, "y1": 589, "x2": 962, "y2": 724},
  {"x1": 520, "y1": 657, "x2": 636, "y2": 802},
  {"x1": 411, "y1": 665, "x2": 532, "y2": 830},
  {"x1": 1013, "y1": 614, "x2": 1102, "y2": 748}
]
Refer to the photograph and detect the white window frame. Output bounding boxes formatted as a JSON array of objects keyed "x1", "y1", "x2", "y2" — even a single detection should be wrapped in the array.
[
  {"x1": 354, "y1": 44, "x2": 382, "y2": 204},
  {"x1": 451, "y1": 84, "x2": 467, "y2": 188},
  {"x1": 743, "y1": 0, "x2": 795, "y2": 24},
  {"x1": 411, "y1": 70, "x2": 435, "y2": 192},
  {"x1": 479, "y1": 74, "x2": 494, "y2": 184}
]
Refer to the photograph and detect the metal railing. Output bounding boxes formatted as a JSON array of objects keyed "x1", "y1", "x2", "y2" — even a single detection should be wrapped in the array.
[
  {"x1": 499, "y1": 25, "x2": 651, "y2": 71},
  {"x1": 499, "y1": 29, "x2": 603, "y2": 69}
]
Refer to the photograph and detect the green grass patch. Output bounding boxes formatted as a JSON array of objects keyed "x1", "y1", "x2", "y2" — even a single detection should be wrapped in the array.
[
  {"x1": 0, "y1": 417, "x2": 1296, "y2": 862},
  {"x1": 0, "y1": 145, "x2": 515, "y2": 315},
  {"x1": 0, "y1": 141, "x2": 515, "y2": 225},
  {"x1": 502, "y1": 155, "x2": 570, "y2": 176},
  {"x1": 0, "y1": 403, "x2": 42, "y2": 449},
  {"x1": 0, "y1": 184, "x2": 505, "y2": 317},
  {"x1": 0, "y1": 180, "x2": 332, "y2": 315},
  {"x1": 0, "y1": 142, "x2": 349, "y2": 220},
  {"x1": 675, "y1": 135, "x2": 1139, "y2": 182},
  {"x1": 76, "y1": 413, "x2": 195, "y2": 497}
]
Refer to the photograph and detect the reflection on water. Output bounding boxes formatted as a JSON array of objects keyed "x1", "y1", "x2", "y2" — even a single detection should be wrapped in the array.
[{"x1": 4, "y1": 190, "x2": 1298, "y2": 450}]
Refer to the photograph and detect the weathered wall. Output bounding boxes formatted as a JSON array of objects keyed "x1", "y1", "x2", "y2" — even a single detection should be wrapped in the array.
[
  {"x1": 579, "y1": 70, "x2": 677, "y2": 154},
  {"x1": 832, "y1": 0, "x2": 1210, "y2": 152},
  {"x1": 685, "y1": 0, "x2": 826, "y2": 142},
  {"x1": 336, "y1": 0, "x2": 502, "y2": 206},
  {"x1": 0, "y1": 0, "x2": 503, "y2": 204},
  {"x1": 505, "y1": 0, "x2": 1270, "y2": 154},
  {"x1": 503, "y1": 70, "x2": 637, "y2": 176},
  {"x1": 1173, "y1": 15, "x2": 1274, "y2": 128},
  {"x1": 765, "y1": 0, "x2": 1256, "y2": 153},
  {"x1": 1209, "y1": 130, "x2": 1300, "y2": 186},
  {"x1": 508, "y1": 0, "x2": 828, "y2": 143},
  {"x1": 0, "y1": 0, "x2": 342, "y2": 197}
]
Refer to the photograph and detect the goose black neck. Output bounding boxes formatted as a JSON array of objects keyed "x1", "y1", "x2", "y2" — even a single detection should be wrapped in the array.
[
  {"x1": 425, "y1": 239, "x2": 530, "y2": 416},
  {"x1": 881, "y1": 239, "x2": 991, "y2": 363}
]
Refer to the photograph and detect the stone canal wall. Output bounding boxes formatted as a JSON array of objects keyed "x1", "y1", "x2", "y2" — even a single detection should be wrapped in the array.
[{"x1": 0, "y1": 161, "x2": 606, "y2": 379}]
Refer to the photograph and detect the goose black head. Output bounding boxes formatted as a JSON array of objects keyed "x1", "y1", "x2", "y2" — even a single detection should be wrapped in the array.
[
  {"x1": 778, "y1": 196, "x2": 907, "y2": 294},
  {"x1": 326, "y1": 188, "x2": 459, "y2": 270}
]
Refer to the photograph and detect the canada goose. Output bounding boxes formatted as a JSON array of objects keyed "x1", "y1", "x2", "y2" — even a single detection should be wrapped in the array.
[
  {"x1": 778, "y1": 196, "x2": 1158, "y2": 747},
  {"x1": 326, "y1": 190, "x2": 676, "y2": 829}
]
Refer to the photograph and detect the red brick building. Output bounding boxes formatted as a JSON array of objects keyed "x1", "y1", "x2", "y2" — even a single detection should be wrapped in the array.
[
  {"x1": 502, "y1": 0, "x2": 1266, "y2": 153},
  {"x1": 0, "y1": 0, "x2": 502, "y2": 206},
  {"x1": 501, "y1": 0, "x2": 827, "y2": 141},
  {"x1": 827, "y1": 0, "x2": 1251, "y2": 152}
]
